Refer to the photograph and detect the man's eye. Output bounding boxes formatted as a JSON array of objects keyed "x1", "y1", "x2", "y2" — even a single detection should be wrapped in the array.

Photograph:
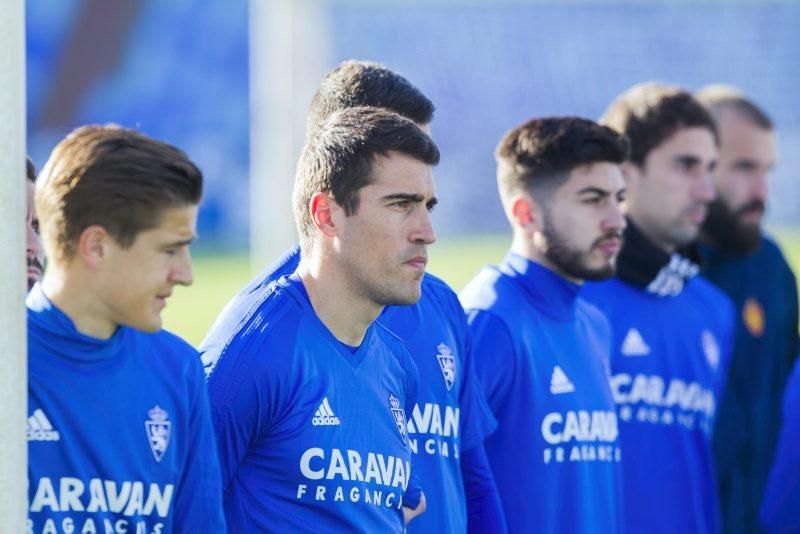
[
  {"x1": 392, "y1": 201, "x2": 410, "y2": 209},
  {"x1": 583, "y1": 197, "x2": 602, "y2": 205}
]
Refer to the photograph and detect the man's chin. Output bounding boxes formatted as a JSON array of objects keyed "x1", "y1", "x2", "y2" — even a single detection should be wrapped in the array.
[
  {"x1": 383, "y1": 283, "x2": 422, "y2": 307},
  {"x1": 129, "y1": 315, "x2": 163, "y2": 333},
  {"x1": 734, "y1": 221, "x2": 762, "y2": 254},
  {"x1": 704, "y1": 218, "x2": 761, "y2": 256},
  {"x1": 556, "y1": 257, "x2": 616, "y2": 282},
  {"x1": 576, "y1": 265, "x2": 617, "y2": 282}
]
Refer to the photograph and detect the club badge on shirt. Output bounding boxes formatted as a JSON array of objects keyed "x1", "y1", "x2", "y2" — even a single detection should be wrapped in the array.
[
  {"x1": 742, "y1": 297, "x2": 765, "y2": 338},
  {"x1": 388, "y1": 393, "x2": 407, "y2": 445},
  {"x1": 145, "y1": 405, "x2": 171, "y2": 462},
  {"x1": 436, "y1": 343, "x2": 456, "y2": 391}
]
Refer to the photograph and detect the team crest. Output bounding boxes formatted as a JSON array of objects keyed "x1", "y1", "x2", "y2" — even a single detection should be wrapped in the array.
[
  {"x1": 743, "y1": 298, "x2": 765, "y2": 338},
  {"x1": 145, "y1": 405, "x2": 171, "y2": 462},
  {"x1": 701, "y1": 330, "x2": 720, "y2": 372},
  {"x1": 436, "y1": 343, "x2": 456, "y2": 391},
  {"x1": 388, "y1": 393, "x2": 407, "y2": 444}
]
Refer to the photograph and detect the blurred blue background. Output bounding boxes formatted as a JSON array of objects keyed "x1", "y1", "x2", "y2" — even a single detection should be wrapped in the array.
[{"x1": 26, "y1": 0, "x2": 800, "y2": 250}]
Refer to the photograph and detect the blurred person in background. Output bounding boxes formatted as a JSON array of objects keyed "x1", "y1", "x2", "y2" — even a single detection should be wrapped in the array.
[
  {"x1": 28, "y1": 125, "x2": 225, "y2": 533},
  {"x1": 582, "y1": 83, "x2": 735, "y2": 534},
  {"x1": 26, "y1": 156, "x2": 45, "y2": 291},
  {"x1": 460, "y1": 116, "x2": 629, "y2": 533},
  {"x1": 695, "y1": 85, "x2": 799, "y2": 534},
  {"x1": 201, "y1": 60, "x2": 505, "y2": 533}
]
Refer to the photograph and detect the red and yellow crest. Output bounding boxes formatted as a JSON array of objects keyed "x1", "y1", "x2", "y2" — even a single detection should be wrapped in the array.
[{"x1": 742, "y1": 298, "x2": 765, "y2": 338}]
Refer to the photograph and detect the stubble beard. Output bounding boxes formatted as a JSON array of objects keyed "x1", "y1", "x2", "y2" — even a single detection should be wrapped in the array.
[{"x1": 542, "y1": 221, "x2": 618, "y2": 282}]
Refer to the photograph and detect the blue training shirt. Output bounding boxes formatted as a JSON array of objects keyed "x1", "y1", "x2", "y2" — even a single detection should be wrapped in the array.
[
  {"x1": 27, "y1": 285, "x2": 226, "y2": 534},
  {"x1": 201, "y1": 274, "x2": 419, "y2": 532},
  {"x1": 460, "y1": 252, "x2": 624, "y2": 534},
  {"x1": 582, "y1": 273, "x2": 734, "y2": 534},
  {"x1": 204, "y1": 244, "x2": 499, "y2": 534},
  {"x1": 760, "y1": 356, "x2": 800, "y2": 533}
]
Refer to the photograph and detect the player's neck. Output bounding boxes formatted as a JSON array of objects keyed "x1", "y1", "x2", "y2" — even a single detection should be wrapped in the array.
[
  {"x1": 296, "y1": 259, "x2": 382, "y2": 347},
  {"x1": 41, "y1": 267, "x2": 118, "y2": 340},
  {"x1": 626, "y1": 212, "x2": 676, "y2": 254}
]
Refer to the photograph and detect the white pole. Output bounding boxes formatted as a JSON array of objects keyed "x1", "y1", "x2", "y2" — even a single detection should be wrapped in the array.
[
  {"x1": 249, "y1": 0, "x2": 331, "y2": 270},
  {"x1": 0, "y1": 0, "x2": 28, "y2": 530}
]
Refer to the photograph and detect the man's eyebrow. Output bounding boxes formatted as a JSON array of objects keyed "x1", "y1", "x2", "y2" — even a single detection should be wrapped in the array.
[
  {"x1": 381, "y1": 193, "x2": 426, "y2": 202},
  {"x1": 165, "y1": 236, "x2": 196, "y2": 248},
  {"x1": 675, "y1": 155, "x2": 702, "y2": 166},
  {"x1": 576, "y1": 187, "x2": 611, "y2": 197}
]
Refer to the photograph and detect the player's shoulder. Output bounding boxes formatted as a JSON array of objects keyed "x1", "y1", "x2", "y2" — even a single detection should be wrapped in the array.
[
  {"x1": 575, "y1": 295, "x2": 611, "y2": 329},
  {"x1": 580, "y1": 279, "x2": 621, "y2": 320},
  {"x1": 120, "y1": 328, "x2": 206, "y2": 387},
  {"x1": 419, "y1": 272, "x2": 466, "y2": 316},
  {"x1": 201, "y1": 278, "x2": 303, "y2": 380},
  {"x1": 687, "y1": 273, "x2": 734, "y2": 309},
  {"x1": 143, "y1": 327, "x2": 197, "y2": 355},
  {"x1": 758, "y1": 234, "x2": 796, "y2": 277},
  {"x1": 421, "y1": 271, "x2": 457, "y2": 297},
  {"x1": 760, "y1": 233, "x2": 787, "y2": 259},
  {"x1": 684, "y1": 275, "x2": 736, "y2": 336},
  {"x1": 459, "y1": 264, "x2": 516, "y2": 312},
  {"x1": 238, "y1": 244, "x2": 302, "y2": 297}
]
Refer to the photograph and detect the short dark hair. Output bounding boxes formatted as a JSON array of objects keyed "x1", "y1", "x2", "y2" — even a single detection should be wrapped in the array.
[
  {"x1": 306, "y1": 60, "x2": 435, "y2": 132},
  {"x1": 36, "y1": 124, "x2": 203, "y2": 261},
  {"x1": 695, "y1": 84, "x2": 773, "y2": 130},
  {"x1": 495, "y1": 116, "x2": 630, "y2": 201},
  {"x1": 294, "y1": 107, "x2": 440, "y2": 250},
  {"x1": 26, "y1": 156, "x2": 36, "y2": 182},
  {"x1": 601, "y1": 82, "x2": 718, "y2": 166}
]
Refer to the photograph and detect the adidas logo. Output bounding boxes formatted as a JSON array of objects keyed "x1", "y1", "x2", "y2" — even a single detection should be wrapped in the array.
[
  {"x1": 621, "y1": 328, "x2": 650, "y2": 356},
  {"x1": 550, "y1": 366, "x2": 575, "y2": 394},
  {"x1": 27, "y1": 409, "x2": 60, "y2": 441},
  {"x1": 312, "y1": 397, "x2": 341, "y2": 426}
]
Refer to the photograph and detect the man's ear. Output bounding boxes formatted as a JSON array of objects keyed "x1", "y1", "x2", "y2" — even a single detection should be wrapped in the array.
[
  {"x1": 509, "y1": 193, "x2": 544, "y2": 235},
  {"x1": 309, "y1": 192, "x2": 338, "y2": 239},
  {"x1": 77, "y1": 225, "x2": 112, "y2": 269}
]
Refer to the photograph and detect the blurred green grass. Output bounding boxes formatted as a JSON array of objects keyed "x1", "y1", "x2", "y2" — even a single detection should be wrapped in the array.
[{"x1": 163, "y1": 230, "x2": 800, "y2": 346}]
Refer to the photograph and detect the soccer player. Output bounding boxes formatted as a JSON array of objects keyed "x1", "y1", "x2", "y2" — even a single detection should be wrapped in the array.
[
  {"x1": 760, "y1": 357, "x2": 800, "y2": 532},
  {"x1": 201, "y1": 107, "x2": 440, "y2": 532},
  {"x1": 694, "y1": 86, "x2": 799, "y2": 534},
  {"x1": 582, "y1": 83, "x2": 735, "y2": 533},
  {"x1": 459, "y1": 116, "x2": 629, "y2": 533},
  {"x1": 26, "y1": 156, "x2": 45, "y2": 291},
  {"x1": 28, "y1": 125, "x2": 225, "y2": 533},
  {"x1": 203, "y1": 61, "x2": 504, "y2": 533}
]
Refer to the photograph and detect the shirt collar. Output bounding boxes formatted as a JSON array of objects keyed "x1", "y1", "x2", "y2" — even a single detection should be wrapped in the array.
[
  {"x1": 26, "y1": 284, "x2": 127, "y2": 363},
  {"x1": 615, "y1": 220, "x2": 700, "y2": 297},
  {"x1": 499, "y1": 251, "x2": 582, "y2": 320}
]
